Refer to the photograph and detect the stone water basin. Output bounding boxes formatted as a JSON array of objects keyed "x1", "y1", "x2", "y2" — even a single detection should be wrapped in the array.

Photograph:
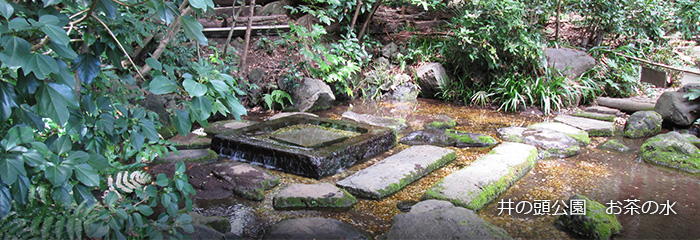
[{"x1": 211, "y1": 114, "x2": 396, "y2": 179}]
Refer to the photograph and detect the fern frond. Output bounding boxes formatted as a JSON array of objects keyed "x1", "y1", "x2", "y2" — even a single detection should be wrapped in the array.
[
  {"x1": 108, "y1": 170, "x2": 152, "y2": 197},
  {"x1": 40, "y1": 215, "x2": 54, "y2": 239},
  {"x1": 0, "y1": 213, "x2": 33, "y2": 239}
]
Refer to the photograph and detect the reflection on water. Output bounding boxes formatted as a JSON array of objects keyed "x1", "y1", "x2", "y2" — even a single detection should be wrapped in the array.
[{"x1": 209, "y1": 98, "x2": 700, "y2": 239}]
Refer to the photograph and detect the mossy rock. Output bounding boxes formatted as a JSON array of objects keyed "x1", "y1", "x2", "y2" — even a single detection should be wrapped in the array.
[
  {"x1": 170, "y1": 134, "x2": 211, "y2": 150},
  {"x1": 598, "y1": 139, "x2": 632, "y2": 153},
  {"x1": 641, "y1": 132, "x2": 700, "y2": 173},
  {"x1": 623, "y1": 111, "x2": 662, "y2": 139},
  {"x1": 572, "y1": 111, "x2": 617, "y2": 122},
  {"x1": 556, "y1": 195, "x2": 621, "y2": 240},
  {"x1": 190, "y1": 212, "x2": 231, "y2": 233},
  {"x1": 204, "y1": 120, "x2": 255, "y2": 136},
  {"x1": 426, "y1": 115, "x2": 457, "y2": 130},
  {"x1": 528, "y1": 122, "x2": 590, "y2": 146},
  {"x1": 273, "y1": 183, "x2": 357, "y2": 210},
  {"x1": 153, "y1": 149, "x2": 218, "y2": 164},
  {"x1": 401, "y1": 129, "x2": 498, "y2": 148},
  {"x1": 158, "y1": 125, "x2": 178, "y2": 139}
]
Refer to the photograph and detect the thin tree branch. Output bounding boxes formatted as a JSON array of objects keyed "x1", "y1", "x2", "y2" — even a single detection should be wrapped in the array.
[
  {"x1": 223, "y1": 0, "x2": 246, "y2": 56},
  {"x1": 137, "y1": 6, "x2": 193, "y2": 80},
  {"x1": 349, "y1": 0, "x2": 362, "y2": 30},
  {"x1": 110, "y1": 0, "x2": 149, "y2": 7},
  {"x1": 358, "y1": 0, "x2": 382, "y2": 41},
  {"x1": 92, "y1": 14, "x2": 146, "y2": 81},
  {"x1": 238, "y1": 0, "x2": 255, "y2": 78}
]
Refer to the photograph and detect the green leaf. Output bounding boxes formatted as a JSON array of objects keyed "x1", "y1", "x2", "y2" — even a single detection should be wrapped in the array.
[
  {"x1": 223, "y1": 95, "x2": 246, "y2": 121},
  {"x1": 95, "y1": 0, "x2": 117, "y2": 19},
  {"x1": 172, "y1": 109, "x2": 191, "y2": 136},
  {"x1": 0, "y1": 82, "x2": 17, "y2": 122},
  {"x1": 130, "y1": 130, "x2": 145, "y2": 149},
  {"x1": 7, "y1": 18, "x2": 30, "y2": 31},
  {"x1": 0, "y1": 36, "x2": 31, "y2": 68},
  {"x1": 23, "y1": 149, "x2": 45, "y2": 167},
  {"x1": 115, "y1": 208, "x2": 128, "y2": 220},
  {"x1": 145, "y1": 185, "x2": 157, "y2": 197},
  {"x1": 44, "y1": 164, "x2": 72, "y2": 187},
  {"x1": 42, "y1": 0, "x2": 61, "y2": 7},
  {"x1": 51, "y1": 135, "x2": 72, "y2": 155},
  {"x1": 0, "y1": 155, "x2": 24, "y2": 185},
  {"x1": 0, "y1": 183, "x2": 11, "y2": 218},
  {"x1": 11, "y1": 175, "x2": 29, "y2": 204},
  {"x1": 183, "y1": 78, "x2": 207, "y2": 97},
  {"x1": 87, "y1": 153, "x2": 110, "y2": 170},
  {"x1": 48, "y1": 41, "x2": 78, "y2": 60},
  {"x1": 155, "y1": 1, "x2": 175, "y2": 25},
  {"x1": 141, "y1": 119, "x2": 159, "y2": 141},
  {"x1": 149, "y1": 76, "x2": 178, "y2": 95},
  {"x1": 64, "y1": 151, "x2": 89, "y2": 165},
  {"x1": 0, "y1": 0, "x2": 13, "y2": 19},
  {"x1": 155, "y1": 173, "x2": 168, "y2": 187},
  {"x1": 73, "y1": 53, "x2": 101, "y2": 84},
  {"x1": 209, "y1": 79, "x2": 229, "y2": 94},
  {"x1": 40, "y1": 24, "x2": 69, "y2": 46},
  {"x1": 73, "y1": 163, "x2": 98, "y2": 189},
  {"x1": 175, "y1": 161, "x2": 186, "y2": 174},
  {"x1": 181, "y1": 16, "x2": 208, "y2": 46},
  {"x1": 22, "y1": 53, "x2": 59, "y2": 79},
  {"x1": 136, "y1": 205, "x2": 154, "y2": 216},
  {"x1": 104, "y1": 191, "x2": 117, "y2": 206},
  {"x1": 36, "y1": 82, "x2": 77, "y2": 125},
  {"x1": 190, "y1": 96, "x2": 212, "y2": 121},
  {"x1": 73, "y1": 184, "x2": 96, "y2": 205},
  {"x1": 189, "y1": 0, "x2": 214, "y2": 11},
  {"x1": 145, "y1": 58, "x2": 162, "y2": 71}
]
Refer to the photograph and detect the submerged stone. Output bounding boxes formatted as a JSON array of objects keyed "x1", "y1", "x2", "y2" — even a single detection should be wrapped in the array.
[
  {"x1": 383, "y1": 200, "x2": 512, "y2": 239},
  {"x1": 423, "y1": 142, "x2": 538, "y2": 210},
  {"x1": 497, "y1": 127, "x2": 581, "y2": 158},
  {"x1": 425, "y1": 115, "x2": 457, "y2": 129},
  {"x1": 342, "y1": 111, "x2": 407, "y2": 131},
  {"x1": 273, "y1": 183, "x2": 357, "y2": 210},
  {"x1": 263, "y1": 217, "x2": 370, "y2": 240},
  {"x1": 554, "y1": 114, "x2": 615, "y2": 137},
  {"x1": 337, "y1": 145, "x2": 456, "y2": 199},
  {"x1": 623, "y1": 111, "x2": 662, "y2": 138},
  {"x1": 190, "y1": 212, "x2": 231, "y2": 233},
  {"x1": 211, "y1": 115, "x2": 396, "y2": 179},
  {"x1": 598, "y1": 139, "x2": 632, "y2": 153},
  {"x1": 556, "y1": 195, "x2": 621, "y2": 240},
  {"x1": 641, "y1": 132, "x2": 700, "y2": 173},
  {"x1": 400, "y1": 129, "x2": 499, "y2": 148}
]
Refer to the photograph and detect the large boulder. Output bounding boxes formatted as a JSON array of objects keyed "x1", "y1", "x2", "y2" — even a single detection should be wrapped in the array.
[
  {"x1": 291, "y1": 78, "x2": 336, "y2": 112},
  {"x1": 654, "y1": 83, "x2": 700, "y2": 126},
  {"x1": 556, "y1": 195, "x2": 622, "y2": 240},
  {"x1": 544, "y1": 48, "x2": 596, "y2": 79},
  {"x1": 416, "y1": 63, "x2": 449, "y2": 98},
  {"x1": 383, "y1": 200, "x2": 512, "y2": 239},
  {"x1": 641, "y1": 131, "x2": 700, "y2": 173},
  {"x1": 263, "y1": 218, "x2": 370, "y2": 240},
  {"x1": 623, "y1": 111, "x2": 662, "y2": 138},
  {"x1": 400, "y1": 129, "x2": 499, "y2": 148},
  {"x1": 497, "y1": 127, "x2": 581, "y2": 158}
]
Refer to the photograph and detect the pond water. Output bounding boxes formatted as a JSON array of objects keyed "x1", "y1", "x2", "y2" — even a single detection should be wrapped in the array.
[{"x1": 203, "y1": 98, "x2": 700, "y2": 239}]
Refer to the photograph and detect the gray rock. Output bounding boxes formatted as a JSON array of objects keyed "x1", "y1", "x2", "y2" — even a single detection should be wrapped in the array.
[
  {"x1": 383, "y1": 200, "x2": 512, "y2": 240},
  {"x1": 654, "y1": 83, "x2": 700, "y2": 126},
  {"x1": 170, "y1": 133, "x2": 211, "y2": 150},
  {"x1": 496, "y1": 127, "x2": 581, "y2": 158},
  {"x1": 528, "y1": 122, "x2": 591, "y2": 146},
  {"x1": 204, "y1": 120, "x2": 256, "y2": 136},
  {"x1": 187, "y1": 224, "x2": 226, "y2": 240},
  {"x1": 623, "y1": 111, "x2": 662, "y2": 138},
  {"x1": 291, "y1": 78, "x2": 336, "y2": 112},
  {"x1": 263, "y1": 218, "x2": 370, "y2": 240},
  {"x1": 597, "y1": 97, "x2": 656, "y2": 113},
  {"x1": 273, "y1": 183, "x2": 357, "y2": 210},
  {"x1": 556, "y1": 195, "x2": 621, "y2": 240},
  {"x1": 425, "y1": 115, "x2": 456, "y2": 129},
  {"x1": 545, "y1": 48, "x2": 595, "y2": 79},
  {"x1": 554, "y1": 114, "x2": 615, "y2": 137},
  {"x1": 342, "y1": 111, "x2": 407, "y2": 131},
  {"x1": 337, "y1": 145, "x2": 456, "y2": 199},
  {"x1": 598, "y1": 139, "x2": 632, "y2": 153},
  {"x1": 258, "y1": 0, "x2": 291, "y2": 16},
  {"x1": 247, "y1": 67, "x2": 266, "y2": 85},
  {"x1": 572, "y1": 111, "x2": 617, "y2": 122},
  {"x1": 154, "y1": 149, "x2": 218, "y2": 164},
  {"x1": 266, "y1": 112, "x2": 318, "y2": 121},
  {"x1": 641, "y1": 131, "x2": 700, "y2": 173},
  {"x1": 385, "y1": 82, "x2": 419, "y2": 102},
  {"x1": 584, "y1": 105, "x2": 624, "y2": 116},
  {"x1": 382, "y1": 42, "x2": 400, "y2": 59},
  {"x1": 423, "y1": 142, "x2": 538, "y2": 210},
  {"x1": 416, "y1": 63, "x2": 449, "y2": 98},
  {"x1": 211, "y1": 162, "x2": 280, "y2": 201},
  {"x1": 400, "y1": 129, "x2": 499, "y2": 148}
]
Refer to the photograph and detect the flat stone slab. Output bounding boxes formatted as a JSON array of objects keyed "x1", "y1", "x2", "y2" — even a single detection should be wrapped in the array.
[
  {"x1": 273, "y1": 183, "x2": 356, "y2": 210},
  {"x1": 266, "y1": 112, "x2": 319, "y2": 121},
  {"x1": 584, "y1": 106, "x2": 624, "y2": 116},
  {"x1": 528, "y1": 122, "x2": 590, "y2": 146},
  {"x1": 271, "y1": 127, "x2": 348, "y2": 148},
  {"x1": 572, "y1": 111, "x2": 617, "y2": 122},
  {"x1": 342, "y1": 111, "x2": 407, "y2": 131},
  {"x1": 596, "y1": 97, "x2": 656, "y2": 113},
  {"x1": 211, "y1": 162, "x2": 280, "y2": 201},
  {"x1": 554, "y1": 114, "x2": 615, "y2": 137},
  {"x1": 154, "y1": 149, "x2": 218, "y2": 164},
  {"x1": 384, "y1": 200, "x2": 512, "y2": 239},
  {"x1": 204, "y1": 120, "x2": 256, "y2": 136},
  {"x1": 170, "y1": 133, "x2": 212, "y2": 150},
  {"x1": 423, "y1": 142, "x2": 537, "y2": 210},
  {"x1": 497, "y1": 127, "x2": 581, "y2": 158},
  {"x1": 337, "y1": 145, "x2": 456, "y2": 199},
  {"x1": 263, "y1": 217, "x2": 370, "y2": 240}
]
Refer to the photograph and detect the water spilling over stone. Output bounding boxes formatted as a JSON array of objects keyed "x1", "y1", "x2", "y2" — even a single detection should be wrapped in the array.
[{"x1": 211, "y1": 115, "x2": 396, "y2": 179}]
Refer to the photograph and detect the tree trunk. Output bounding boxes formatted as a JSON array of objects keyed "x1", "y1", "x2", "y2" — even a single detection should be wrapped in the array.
[{"x1": 238, "y1": 0, "x2": 256, "y2": 78}]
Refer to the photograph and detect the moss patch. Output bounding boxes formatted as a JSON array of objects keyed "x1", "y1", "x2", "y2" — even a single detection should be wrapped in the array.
[
  {"x1": 641, "y1": 132, "x2": 700, "y2": 173},
  {"x1": 273, "y1": 188, "x2": 357, "y2": 210}
]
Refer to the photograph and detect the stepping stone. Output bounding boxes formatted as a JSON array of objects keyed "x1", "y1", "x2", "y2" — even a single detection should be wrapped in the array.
[
  {"x1": 170, "y1": 133, "x2": 211, "y2": 150},
  {"x1": 598, "y1": 139, "x2": 633, "y2": 153},
  {"x1": 153, "y1": 149, "x2": 218, "y2": 164},
  {"x1": 497, "y1": 127, "x2": 581, "y2": 158},
  {"x1": 337, "y1": 145, "x2": 456, "y2": 199},
  {"x1": 554, "y1": 114, "x2": 615, "y2": 137},
  {"x1": 584, "y1": 106, "x2": 624, "y2": 116},
  {"x1": 262, "y1": 217, "x2": 370, "y2": 240},
  {"x1": 342, "y1": 111, "x2": 407, "y2": 131},
  {"x1": 400, "y1": 129, "x2": 499, "y2": 148},
  {"x1": 422, "y1": 142, "x2": 537, "y2": 210},
  {"x1": 204, "y1": 119, "x2": 256, "y2": 136},
  {"x1": 556, "y1": 195, "x2": 621, "y2": 240},
  {"x1": 273, "y1": 183, "x2": 357, "y2": 210},
  {"x1": 572, "y1": 111, "x2": 617, "y2": 122},
  {"x1": 528, "y1": 122, "x2": 590, "y2": 146},
  {"x1": 211, "y1": 162, "x2": 280, "y2": 201},
  {"x1": 384, "y1": 200, "x2": 512, "y2": 240}
]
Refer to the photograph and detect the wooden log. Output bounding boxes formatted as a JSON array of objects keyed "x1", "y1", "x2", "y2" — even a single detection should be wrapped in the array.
[{"x1": 596, "y1": 97, "x2": 656, "y2": 113}]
